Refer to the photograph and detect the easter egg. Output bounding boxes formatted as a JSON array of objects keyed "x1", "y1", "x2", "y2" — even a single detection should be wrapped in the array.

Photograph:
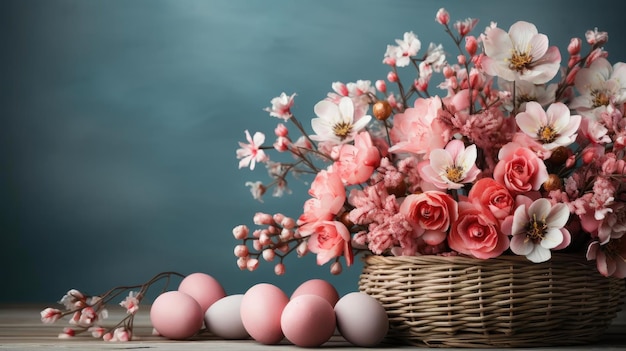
[
  {"x1": 178, "y1": 272, "x2": 226, "y2": 313},
  {"x1": 204, "y1": 294, "x2": 249, "y2": 339},
  {"x1": 150, "y1": 291, "x2": 203, "y2": 340},
  {"x1": 334, "y1": 292, "x2": 389, "y2": 347},
  {"x1": 240, "y1": 283, "x2": 289, "y2": 344},
  {"x1": 291, "y1": 279, "x2": 339, "y2": 306},
  {"x1": 281, "y1": 294, "x2": 336, "y2": 347}
]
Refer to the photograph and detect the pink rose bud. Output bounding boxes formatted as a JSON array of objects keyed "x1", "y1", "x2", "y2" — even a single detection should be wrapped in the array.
[
  {"x1": 387, "y1": 71, "x2": 398, "y2": 82},
  {"x1": 375, "y1": 79, "x2": 387, "y2": 93},
  {"x1": 568, "y1": 38, "x2": 581, "y2": 55},
  {"x1": 435, "y1": 8, "x2": 449, "y2": 25},
  {"x1": 274, "y1": 123, "x2": 288, "y2": 137},
  {"x1": 465, "y1": 36, "x2": 477, "y2": 56},
  {"x1": 274, "y1": 263, "x2": 285, "y2": 276},
  {"x1": 232, "y1": 225, "x2": 249, "y2": 240}
]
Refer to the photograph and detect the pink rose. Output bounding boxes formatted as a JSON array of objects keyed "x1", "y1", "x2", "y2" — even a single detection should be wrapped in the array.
[
  {"x1": 334, "y1": 131, "x2": 381, "y2": 185},
  {"x1": 399, "y1": 191, "x2": 458, "y2": 240},
  {"x1": 298, "y1": 170, "x2": 345, "y2": 234},
  {"x1": 306, "y1": 221, "x2": 354, "y2": 266},
  {"x1": 388, "y1": 97, "x2": 450, "y2": 157},
  {"x1": 468, "y1": 178, "x2": 514, "y2": 220},
  {"x1": 448, "y1": 202, "x2": 509, "y2": 259},
  {"x1": 493, "y1": 142, "x2": 548, "y2": 194}
]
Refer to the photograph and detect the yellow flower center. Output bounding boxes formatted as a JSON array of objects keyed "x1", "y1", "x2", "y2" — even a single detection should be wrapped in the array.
[
  {"x1": 332, "y1": 122, "x2": 352, "y2": 140},
  {"x1": 591, "y1": 90, "x2": 610, "y2": 108},
  {"x1": 509, "y1": 50, "x2": 533, "y2": 72},
  {"x1": 525, "y1": 214, "x2": 547, "y2": 244},
  {"x1": 537, "y1": 125, "x2": 557, "y2": 143},
  {"x1": 445, "y1": 166, "x2": 464, "y2": 183}
]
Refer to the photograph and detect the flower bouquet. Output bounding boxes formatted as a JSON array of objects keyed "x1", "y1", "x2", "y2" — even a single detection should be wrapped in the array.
[{"x1": 233, "y1": 8, "x2": 626, "y2": 347}]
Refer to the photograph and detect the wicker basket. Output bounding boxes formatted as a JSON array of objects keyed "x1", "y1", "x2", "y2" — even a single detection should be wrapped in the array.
[{"x1": 358, "y1": 254, "x2": 626, "y2": 348}]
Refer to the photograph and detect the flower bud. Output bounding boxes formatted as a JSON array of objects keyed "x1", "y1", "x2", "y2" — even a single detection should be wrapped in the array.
[
  {"x1": 296, "y1": 241, "x2": 308, "y2": 257},
  {"x1": 566, "y1": 65, "x2": 581, "y2": 85},
  {"x1": 372, "y1": 100, "x2": 393, "y2": 121},
  {"x1": 262, "y1": 249, "x2": 275, "y2": 261},
  {"x1": 280, "y1": 228, "x2": 293, "y2": 240},
  {"x1": 281, "y1": 217, "x2": 296, "y2": 229},
  {"x1": 274, "y1": 123, "x2": 288, "y2": 137},
  {"x1": 457, "y1": 54, "x2": 466, "y2": 65},
  {"x1": 375, "y1": 79, "x2": 387, "y2": 93},
  {"x1": 274, "y1": 263, "x2": 285, "y2": 276},
  {"x1": 330, "y1": 261, "x2": 343, "y2": 275},
  {"x1": 435, "y1": 8, "x2": 449, "y2": 25},
  {"x1": 465, "y1": 36, "x2": 477, "y2": 56},
  {"x1": 236, "y1": 257, "x2": 248, "y2": 270},
  {"x1": 387, "y1": 71, "x2": 398, "y2": 83},
  {"x1": 258, "y1": 231, "x2": 271, "y2": 245},
  {"x1": 568, "y1": 38, "x2": 582, "y2": 55},
  {"x1": 232, "y1": 225, "x2": 249, "y2": 240},
  {"x1": 331, "y1": 81, "x2": 349, "y2": 96},
  {"x1": 234, "y1": 245, "x2": 249, "y2": 257},
  {"x1": 273, "y1": 136, "x2": 289, "y2": 152},
  {"x1": 253, "y1": 212, "x2": 274, "y2": 225},
  {"x1": 246, "y1": 258, "x2": 259, "y2": 271},
  {"x1": 543, "y1": 174, "x2": 562, "y2": 192}
]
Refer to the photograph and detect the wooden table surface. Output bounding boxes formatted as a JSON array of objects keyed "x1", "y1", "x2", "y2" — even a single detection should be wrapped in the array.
[{"x1": 1, "y1": 304, "x2": 625, "y2": 350}]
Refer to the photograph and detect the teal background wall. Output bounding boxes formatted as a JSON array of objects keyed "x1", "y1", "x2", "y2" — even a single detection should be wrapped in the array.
[{"x1": 1, "y1": 0, "x2": 625, "y2": 303}]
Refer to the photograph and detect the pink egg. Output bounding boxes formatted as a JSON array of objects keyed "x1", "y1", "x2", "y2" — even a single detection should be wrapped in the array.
[
  {"x1": 150, "y1": 291, "x2": 203, "y2": 340},
  {"x1": 334, "y1": 292, "x2": 389, "y2": 347},
  {"x1": 281, "y1": 294, "x2": 336, "y2": 347},
  {"x1": 291, "y1": 279, "x2": 339, "y2": 306},
  {"x1": 240, "y1": 283, "x2": 289, "y2": 344},
  {"x1": 178, "y1": 272, "x2": 226, "y2": 313}
]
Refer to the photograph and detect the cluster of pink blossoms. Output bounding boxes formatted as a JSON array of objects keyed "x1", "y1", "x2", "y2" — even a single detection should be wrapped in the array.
[
  {"x1": 235, "y1": 8, "x2": 626, "y2": 278},
  {"x1": 40, "y1": 272, "x2": 184, "y2": 341}
]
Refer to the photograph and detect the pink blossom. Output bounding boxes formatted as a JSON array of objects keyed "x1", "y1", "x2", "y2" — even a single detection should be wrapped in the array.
[
  {"x1": 481, "y1": 21, "x2": 561, "y2": 84},
  {"x1": 59, "y1": 289, "x2": 86, "y2": 310},
  {"x1": 40, "y1": 308, "x2": 62, "y2": 323},
  {"x1": 298, "y1": 170, "x2": 345, "y2": 234},
  {"x1": 236, "y1": 130, "x2": 268, "y2": 170},
  {"x1": 58, "y1": 327, "x2": 75, "y2": 339},
  {"x1": 305, "y1": 221, "x2": 354, "y2": 266},
  {"x1": 468, "y1": 178, "x2": 514, "y2": 220},
  {"x1": 89, "y1": 326, "x2": 106, "y2": 338},
  {"x1": 264, "y1": 92, "x2": 296, "y2": 120},
  {"x1": 399, "y1": 191, "x2": 458, "y2": 238},
  {"x1": 587, "y1": 237, "x2": 626, "y2": 278},
  {"x1": 454, "y1": 18, "x2": 479, "y2": 36},
  {"x1": 516, "y1": 102, "x2": 581, "y2": 150},
  {"x1": 585, "y1": 27, "x2": 608, "y2": 46},
  {"x1": 568, "y1": 37, "x2": 582, "y2": 55},
  {"x1": 448, "y1": 202, "x2": 509, "y2": 259},
  {"x1": 435, "y1": 8, "x2": 449, "y2": 25},
  {"x1": 493, "y1": 142, "x2": 549, "y2": 194},
  {"x1": 334, "y1": 131, "x2": 381, "y2": 185},
  {"x1": 419, "y1": 140, "x2": 480, "y2": 190},
  {"x1": 388, "y1": 97, "x2": 449, "y2": 157},
  {"x1": 120, "y1": 291, "x2": 140, "y2": 314},
  {"x1": 244, "y1": 181, "x2": 266, "y2": 202}
]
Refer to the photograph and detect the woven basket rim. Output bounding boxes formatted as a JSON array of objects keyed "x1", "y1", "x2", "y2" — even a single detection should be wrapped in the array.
[{"x1": 361, "y1": 252, "x2": 595, "y2": 266}]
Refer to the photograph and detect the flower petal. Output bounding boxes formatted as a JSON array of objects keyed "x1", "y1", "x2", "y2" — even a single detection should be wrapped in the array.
[
  {"x1": 528, "y1": 198, "x2": 551, "y2": 219},
  {"x1": 540, "y1": 228, "x2": 563, "y2": 249},
  {"x1": 526, "y1": 245, "x2": 551, "y2": 263},
  {"x1": 546, "y1": 203, "x2": 570, "y2": 228}
]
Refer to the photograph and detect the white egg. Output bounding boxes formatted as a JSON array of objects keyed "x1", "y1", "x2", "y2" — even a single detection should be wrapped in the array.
[
  {"x1": 204, "y1": 294, "x2": 249, "y2": 339},
  {"x1": 334, "y1": 292, "x2": 389, "y2": 347}
]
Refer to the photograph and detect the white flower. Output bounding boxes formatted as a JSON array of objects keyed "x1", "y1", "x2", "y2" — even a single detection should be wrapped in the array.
[
  {"x1": 570, "y1": 57, "x2": 626, "y2": 113},
  {"x1": 310, "y1": 97, "x2": 371, "y2": 144},
  {"x1": 509, "y1": 198, "x2": 570, "y2": 263},
  {"x1": 481, "y1": 21, "x2": 561, "y2": 84},
  {"x1": 236, "y1": 130, "x2": 268, "y2": 170},
  {"x1": 383, "y1": 31, "x2": 421, "y2": 67},
  {"x1": 515, "y1": 101, "x2": 581, "y2": 150},
  {"x1": 264, "y1": 92, "x2": 295, "y2": 120}
]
